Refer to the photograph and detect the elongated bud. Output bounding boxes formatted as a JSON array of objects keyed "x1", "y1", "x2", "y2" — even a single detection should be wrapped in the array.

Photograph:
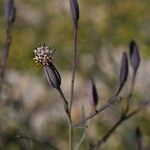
[
  {"x1": 89, "y1": 78, "x2": 99, "y2": 108},
  {"x1": 5, "y1": 0, "x2": 16, "y2": 23},
  {"x1": 129, "y1": 40, "x2": 140, "y2": 73},
  {"x1": 70, "y1": 0, "x2": 79, "y2": 25},
  {"x1": 44, "y1": 63, "x2": 61, "y2": 89},
  {"x1": 116, "y1": 52, "x2": 128, "y2": 96}
]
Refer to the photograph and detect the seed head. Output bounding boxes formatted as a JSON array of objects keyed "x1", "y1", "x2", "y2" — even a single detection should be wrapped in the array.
[{"x1": 33, "y1": 43, "x2": 54, "y2": 66}]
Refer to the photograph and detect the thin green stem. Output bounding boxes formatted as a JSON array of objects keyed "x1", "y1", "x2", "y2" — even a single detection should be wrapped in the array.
[
  {"x1": 75, "y1": 132, "x2": 86, "y2": 150},
  {"x1": 75, "y1": 106, "x2": 86, "y2": 150},
  {"x1": 57, "y1": 87, "x2": 73, "y2": 150}
]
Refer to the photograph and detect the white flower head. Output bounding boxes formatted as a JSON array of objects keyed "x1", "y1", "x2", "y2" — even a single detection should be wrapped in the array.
[{"x1": 33, "y1": 43, "x2": 54, "y2": 66}]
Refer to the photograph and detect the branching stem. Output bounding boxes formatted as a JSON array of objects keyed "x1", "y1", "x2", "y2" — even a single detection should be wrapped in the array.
[{"x1": 92, "y1": 100, "x2": 150, "y2": 149}]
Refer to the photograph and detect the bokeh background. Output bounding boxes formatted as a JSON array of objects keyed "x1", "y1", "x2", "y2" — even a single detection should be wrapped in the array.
[{"x1": 0, "y1": 0, "x2": 150, "y2": 149}]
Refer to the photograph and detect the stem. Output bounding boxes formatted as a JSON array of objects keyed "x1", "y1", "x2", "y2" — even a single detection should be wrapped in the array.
[
  {"x1": 74, "y1": 96, "x2": 118, "y2": 127},
  {"x1": 69, "y1": 123, "x2": 73, "y2": 150},
  {"x1": 97, "y1": 116, "x2": 123, "y2": 147},
  {"x1": 0, "y1": 3, "x2": 16, "y2": 92},
  {"x1": 128, "y1": 70, "x2": 136, "y2": 99},
  {"x1": 0, "y1": 23, "x2": 13, "y2": 91},
  {"x1": 92, "y1": 100, "x2": 150, "y2": 149},
  {"x1": 70, "y1": 23, "x2": 78, "y2": 113},
  {"x1": 75, "y1": 132, "x2": 86, "y2": 150},
  {"x1": 57, "y1": 87, "x2": 73, "y2": 150},
  {"x1": 124, "y1": 72, "x2": 136, "y2": 114},
  {"x1": 75, "y1": 106, "x2": 86, "y2": 150}
]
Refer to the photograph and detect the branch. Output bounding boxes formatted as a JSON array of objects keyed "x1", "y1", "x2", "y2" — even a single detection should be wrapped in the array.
[
  {"x1": 0, "y1": 0, "x2": 16, "y2": 91},
  {"x1": 69, "y1": 0, "x2": 80, "y2": 114},
  {"x1": 92, "y1": 100, "x2": 150, "y2": 149},
  {"x1": 74, "y1": 96, "x2": 119, "y2": 127},
  {"x1": 57, "y1": 87, "x2": 73, "y2": 150}
]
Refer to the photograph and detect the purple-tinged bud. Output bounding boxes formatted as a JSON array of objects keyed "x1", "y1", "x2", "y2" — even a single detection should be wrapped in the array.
[
  {"x1": 89, "y1": 78, "x2": 99, "y2": 108},
  {"x1": 5, "y1": 0, "x2": 16, "y2": 23},
  {"x1": 116, "y1": 52, "x2": 128, "y2": 96},
  {"x1": 129, "y1": 40, "x2": 140, "y2": 73},
  {"x1": 44, "y1": 63, "x2": 61, "y2": 89},
  {"x1": 70, "y1": 0, "x2": 79, "y2": 25}
]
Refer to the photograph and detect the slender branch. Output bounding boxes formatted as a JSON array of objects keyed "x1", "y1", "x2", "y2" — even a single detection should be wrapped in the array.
[
  {"x1": 92, "y1": 100, "x2": 150, "y2": 149},
  {"x1": 125, "y1": 101, "x2": 150, "y2": 120},
  {"x1": 74, "y1": 96, "x2": 119, "y2": 127},
  {"x1": 96, "y1": 116, "x2": 123, "y2": 147},
  {"x1": 57, "y1": 87, "x2": 73, "y2": 150},
  {"x1": 70, "y1": 23, "x2": 78, "y2": 113},
  {"x1": 128, "y1": 70, "x2": 136, "y2": 99},
  {"x1": 0, "y1": 0, "x2": 16, "y2": 91}
]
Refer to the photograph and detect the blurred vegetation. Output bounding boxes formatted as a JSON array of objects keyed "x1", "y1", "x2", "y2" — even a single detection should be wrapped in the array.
[
  {"x1": 0, "y1": 0, "x2": 150, "y2": 150},
  {"x1": 0, "y1": 0, "x2": 150, "y2": 74}
]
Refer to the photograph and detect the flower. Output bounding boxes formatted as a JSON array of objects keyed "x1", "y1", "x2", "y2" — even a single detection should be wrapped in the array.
[
  {"x1": 33, "y1": 43, "x2": 61, "y2": 89},
  {"x1": 33, "y1": 43, "x2": 54, "y2": 66}
]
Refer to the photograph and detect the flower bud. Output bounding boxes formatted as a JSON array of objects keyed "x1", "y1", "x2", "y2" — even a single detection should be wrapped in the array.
[
  {"x1": 70, "y1": 0, "x2": 79, "y2": 24},
  {"x1": 44, "y1": 63, "x2": 61, "y2": 89},
  {"x1": 129, "y1": 40, "x2": 140, "y2": 73},
  {"x1": 5, "y1": 0, "x2": 16, "y2": 23},
  {"x1": 89, "y1": 78, "x2": 99, "y2": 108},
  {"x1": 33, "y1": 44, "x2": 61, "y2": 89},
  {"x1": 116, "y1": 52, "x2": 128, "y2": 96}
]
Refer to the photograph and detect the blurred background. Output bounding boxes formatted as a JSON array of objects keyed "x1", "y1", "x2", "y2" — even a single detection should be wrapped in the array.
[{"x1": 0, "y1": 0, "x2": 150, "y2": 149}]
